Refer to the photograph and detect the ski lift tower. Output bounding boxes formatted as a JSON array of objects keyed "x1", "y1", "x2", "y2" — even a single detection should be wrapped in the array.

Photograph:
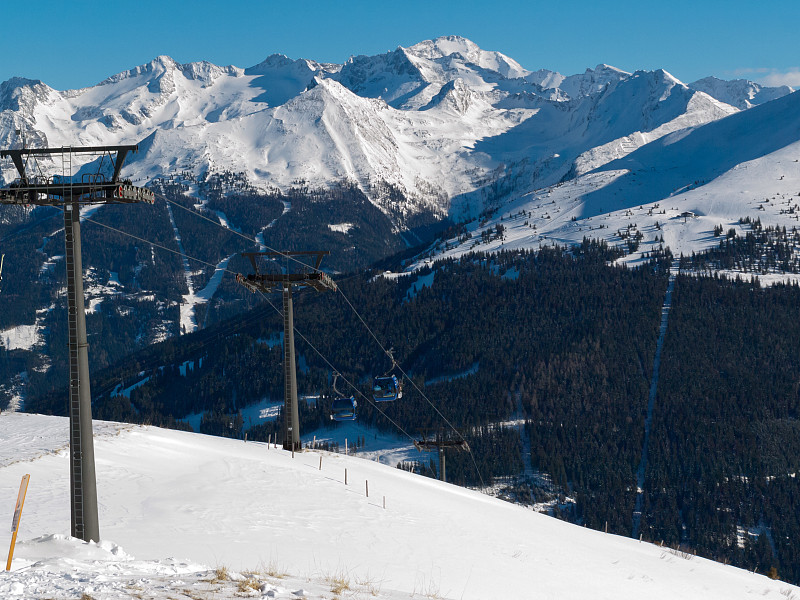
[
  {"x1": 0, "y1": 145, "x2": 154, "y2": 542},
  {"x1": 414, "y1": 430, "x2": 470, "y2": 483},
  {"x1": 237, "y1": 251, "x2": 337, "y2": 451}
]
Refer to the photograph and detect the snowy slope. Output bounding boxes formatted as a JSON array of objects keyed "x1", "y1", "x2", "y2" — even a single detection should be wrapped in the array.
[
  {"x1": 2, "y1": 35, "x2": 783, "y2": 225},
  {"x1": 0, "y1": 412, "x2": 797, "y2": 599},
  {"x1": 418, "y1": 89, "x2": 800, "y2": 273}
]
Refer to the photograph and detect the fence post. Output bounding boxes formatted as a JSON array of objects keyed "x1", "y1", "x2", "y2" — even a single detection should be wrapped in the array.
[
  {"x1": 366, "y1": 480, "x2": 369, "y2": 498},
  {"x1": 319, "y1": 455, "x2": 322, "y2": 470},
  {"x1": 345, "y1": 468, "x2": 348, "y2": 485}
]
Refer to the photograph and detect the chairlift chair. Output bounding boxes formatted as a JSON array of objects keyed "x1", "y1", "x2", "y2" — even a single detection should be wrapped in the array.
[
  {"x1": 372, "y1": 374, "x2": 402, "y2": 402},
  {"x1": 372, "y1": 348, "x2": 403, "y2": 402},
  {"x1": 329, "y1": 371, "x2": 358, "y2": 421},
  {"x1": 331, "y1": 396, "x2": 358, "y2": 421}
]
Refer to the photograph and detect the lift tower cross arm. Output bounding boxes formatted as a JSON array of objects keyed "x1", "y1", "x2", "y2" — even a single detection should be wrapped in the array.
[
  {"x1": 0, "y1": 146, "x2": 153, "y2": 205},
  {"x1": 0, "y1": 144, "x2": 153, "y2": 543}
]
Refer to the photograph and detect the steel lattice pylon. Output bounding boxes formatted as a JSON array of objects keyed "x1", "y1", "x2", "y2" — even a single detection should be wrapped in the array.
[{"x1": 0, "y1": 144, "x2": 154, "y2": 542}]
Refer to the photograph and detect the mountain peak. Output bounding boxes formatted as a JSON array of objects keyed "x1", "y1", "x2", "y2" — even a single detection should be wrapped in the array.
[
  {"x1": 0, "y1": 76, "x2": 53, "y2": 112},
  {"x1": 0, "y1": 76, "x2": 45, "y2": 90},
  {"x1": 559, "y1": 64, "x2": 630, "y2": 99},
  {"x1": 96, "y1": 56, "x2": 240, "y2": 92},
  {"x1": 689, "y1": 75, "x2": 795, "y2": 109},
  {"x1": 593, "y1": 64, "x2": 629, "y2": 75},
  {"x1": 245, "y1": 53, "x2": 321, "y2": 75},
  {"x1": 407, "y1": 35, "x2": 481, "y2": 60},
  {"x1": 152, "y1": 54, "x2": 177, "y2": 67},
  {"x1": 99, "y1": 55, "x2": 179, "y2": 86},
  {"x1": 406, "y1": 36, "x2": 529, "y2": 80},
  {"x1": 422, "y1": 77, "x2": 477, "y2": 114},
  {"x1": 653, "y1": 68, "x2": 684, "y2": 86}
]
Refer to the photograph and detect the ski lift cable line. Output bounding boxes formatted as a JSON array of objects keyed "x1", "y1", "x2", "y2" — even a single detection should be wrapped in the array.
[
  {"x1": 81, "y1": 215, "x2": 240, "y2": 274},
  {"x1": 335, "y1": 289, "x2": 487, "y2": 490},
  {"x1": 253, "y1": 288, "x2": 415, "y2": 440},
  {"x1": 70, "y1": 202, "x2": 457, "y2": 483},
  {"x1": 150, "y1": 192, "x2": 370, "y2": 289},
  {"x1": 152, "y1": 188, "x2": 485, "y2": 488},
  {"x1": 252, "y1": 288, "x2": 432, "y2": 467},
  {"x1": 154, "y1": 192, "x2": 372, "y2": 286},
  {"x1": 153, "y1": 192, "x2": 323, "y2": 274}
]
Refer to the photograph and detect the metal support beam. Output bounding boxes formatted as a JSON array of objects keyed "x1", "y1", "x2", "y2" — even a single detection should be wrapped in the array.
[
  {"x1": 111, "y1": 148, "x2": 131, "y2": 183},
  {"x1": 0, "y1": 144, "x2": 139, "y2": 158},
  {"x1": 8, "y1": 153, "x2": 27, "y2": 185},
  {"x1": 64, "y1": 201, "x2": 99, "y2": 542},
  {"x1": 282, "y1": 281, "x2": 301, "y2": 452}
]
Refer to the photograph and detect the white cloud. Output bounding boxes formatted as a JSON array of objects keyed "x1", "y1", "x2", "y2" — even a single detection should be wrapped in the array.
[
  {"x1": 730, "y1": 67, "x2": 771, "y2": 77},
  {"x1": 759, "y1": 69, "x2": 800, "y2": 88},
  {"x1": 730, "y1": 67, "x2": 800, "y2": 88}
]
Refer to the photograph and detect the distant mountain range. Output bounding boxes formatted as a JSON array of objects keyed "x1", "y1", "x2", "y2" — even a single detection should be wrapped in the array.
[
  {"x1": 0, "y1": 35, "x2": 794, "y2": 227},
  {"x1": 2, "y1": 34, "x2": 800, "y2": 407}
]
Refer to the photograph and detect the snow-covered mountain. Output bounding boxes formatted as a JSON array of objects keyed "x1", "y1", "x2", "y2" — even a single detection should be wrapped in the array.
[
  {"x1": 1, "y1": 34, "x2": 792, "y2": 228},
  {"x1": 689, "y1": 76, "x2": 795, "y2": 109},
  {"x1": 417, "y1": 86, "x2": 800, "y2": 269},
  {"x1": 1, "y1": 412, "x2": 796, "y2": 599}
]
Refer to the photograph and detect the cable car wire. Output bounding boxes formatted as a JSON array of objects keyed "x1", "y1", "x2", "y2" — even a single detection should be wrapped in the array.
[
  {"x1": 82, "y1": 215, "x2": 239, "y2": 274},
  {"x1": 253, "y1": 290, "x2": 436, "y2": 477},
  {"x1": 77, "y1": 210, "x2": 424, "y2": 449},
  {"x1": 93, "y1": 192, "x2": 485, "y2": 487}
]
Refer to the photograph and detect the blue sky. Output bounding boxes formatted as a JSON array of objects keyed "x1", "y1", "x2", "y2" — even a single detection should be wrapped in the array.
[{"x1": 2, "y1": 0, "x2": 798, "y2": 90}]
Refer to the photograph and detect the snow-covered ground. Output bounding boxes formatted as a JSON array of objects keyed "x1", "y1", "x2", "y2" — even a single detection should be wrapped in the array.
[
  {"x1": 303, "y1": 419, "x2": 432, "y2": 470},
  {"x1": 1, "y1": 413, "x2": 797, "y2": 599},
  {"x1": 0, "y1": 325, "x2": 41, "y2": 352},
  {"x1": 413, "y1": 105, "x2": 800, "y2": 279},
  {"x1": 163, "y1": 201, "x2": 234, "y2": 334}
]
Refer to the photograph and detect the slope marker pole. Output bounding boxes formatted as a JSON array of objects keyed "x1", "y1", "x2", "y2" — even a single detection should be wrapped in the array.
[{"x1": 6, "y1": 474, "x2": 30, "y2": 571}]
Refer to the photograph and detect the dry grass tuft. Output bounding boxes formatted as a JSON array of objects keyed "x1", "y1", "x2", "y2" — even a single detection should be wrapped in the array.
[
  {"x1": 259, "y1": 559, "x2": 288, "y2": 579},
  {"x1": 236, "y1": 576, "x2": 262, "y2": 595},
  {"x1": 324, "y1": 570, "x2": 351, "y2": 595},
  {"x1": 355, "y1": 573, "x2": 383, "y2": 596},
  {"x1": 206, "y1": 565, "x2": 230, "y2": 584}
]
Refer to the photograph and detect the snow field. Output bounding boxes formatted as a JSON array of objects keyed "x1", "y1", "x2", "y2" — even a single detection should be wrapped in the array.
[{"x1": 0, "y1": 413, "x2": 797, "y2": 599}]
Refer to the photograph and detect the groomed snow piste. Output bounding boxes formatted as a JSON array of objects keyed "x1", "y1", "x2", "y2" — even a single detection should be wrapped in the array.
[{"x1": 0, "y1": 413, "x2": 797, "y2": 599}]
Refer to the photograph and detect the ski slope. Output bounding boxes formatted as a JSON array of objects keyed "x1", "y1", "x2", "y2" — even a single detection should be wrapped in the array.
[{"x1": 0, "y1": 413, "x2": 796, "y2": 599}]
